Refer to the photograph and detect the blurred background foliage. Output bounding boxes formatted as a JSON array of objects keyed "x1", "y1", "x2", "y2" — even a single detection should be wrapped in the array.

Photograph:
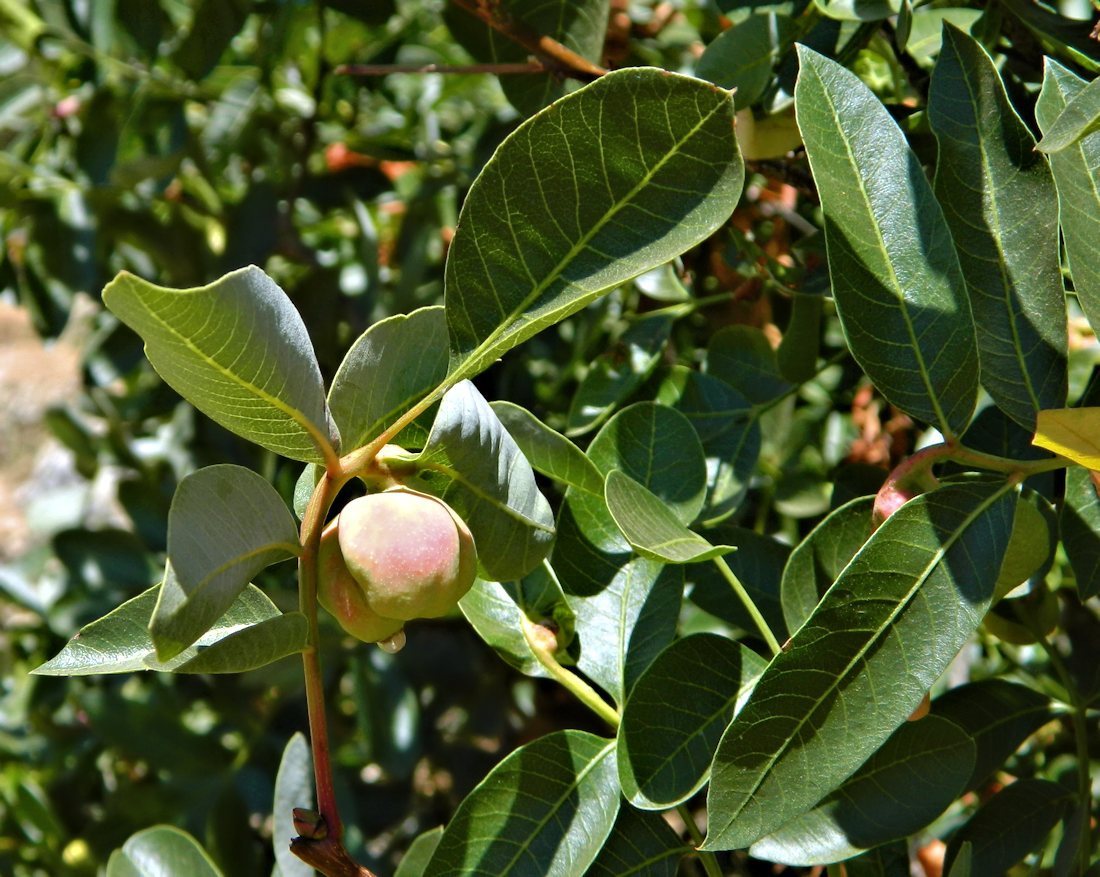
[{"x1": 1, "y1": 0, "x2": 1099, "y2": 875}]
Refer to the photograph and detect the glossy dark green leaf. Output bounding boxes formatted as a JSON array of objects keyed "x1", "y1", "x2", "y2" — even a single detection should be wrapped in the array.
[
  {"x1": 272, "y1": 734, "x2": 313, "y2": 877},
  {"x1": 106, "y1": 825, "x2": 224, "y2": 877},
  {"x1": 696, "y1": 13, "x2": 800, "y2": 108},
  {"x1": 618, "y1": 634, "x2": 767, "y2": 809},
  {"x1": 328, "y1": 306, "x2": 449, "y2": 452},
  {"x1": 706, "y1": 326, "x2": 791, "y2": 405},
  {"x1": 1037, "y1": 74, "x2": 1100, "y2": 153},
  {"x1": 33, "y1": 582, "x2": 304, "y2": 675},
  {"x1": 943, "y1": 779, "x2": 1072, "y2": 876},
  {"x1": 606, "y1": 470, "x2": 735, "y2": 564},
  {"x1": 750, "y1": 715, "x2": 974, "y2": 864},
  {"x1": 103, "y1": 266, "x2": 339, "y2": 464},
  {"x1": 777, "y1": 293, "x2": 823, "y2": 383},
  {"x1": 1062, "y1": 466, "x2": 1100, "y2": 599},
  {"x1": 445, "y1": 68, "x2": 744, "y2": 385},
  {"x1": 424, "y1": 731, "x2": 619, "y2": 877},
  {"x1": 999, "y1": 0, "x2": 1100, "y2": 74},
  {"x1": 568, "y1": 402, "x2": 708, "y2": 555},
  {"x1": 655, "y1": 367, "x2": 760, "y2": 522},
  {"x1": 459, "y1": 566, "x2": 576, "y2": 678},
  {"x1": 931, "y1": 679, "x2": 1053, "y2": 791},
  {"x1": 928, "y1": 25, "x2": 1066, "y2": 430},
  {"x1": 795, "y1": 46, "x2": 978, "y2": 437},
  {"x1": 703, "y1": 480, "x2": 1016, "y2": 850},
  {"x1": 152, "y1": 464, "x2": 300, "y2": 660},
  {"x1": 413, "y1": 381, "x2": 555, "y2": 583},
  {"x1": 1036, "y1": 60, "x2": 1100, "y2": 334},
  {"x1": 584, "y1": 805, "x2": 689, "y2": 877},
  {"x1": 842, "y1": 842, "x2": 912, "y2": 877},
  {"x1": 780, "y1": 495, "x2": 874, "y2": 633},
  {"x1": 490, "y1": 401, "x2": 604, "y2": 496},
  {"x1": 566, "y1": 315, "x2": 673, "y2": 436},
  {"x1": 396, "y1": 828, "x2": 444, "y2": 877}
]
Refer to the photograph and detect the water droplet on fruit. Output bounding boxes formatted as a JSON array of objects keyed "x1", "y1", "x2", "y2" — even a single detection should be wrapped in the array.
[{"x1": 378, "y1": 630, "x2": 406, "y2": 654}]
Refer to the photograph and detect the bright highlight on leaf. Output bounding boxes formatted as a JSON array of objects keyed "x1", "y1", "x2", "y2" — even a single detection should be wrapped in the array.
[{"x1": 1032, "y1": 407, "x2": 1100, "y2": 469}]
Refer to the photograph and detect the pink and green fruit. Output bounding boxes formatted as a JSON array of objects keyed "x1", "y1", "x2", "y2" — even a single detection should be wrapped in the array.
[
  {"x1": 317, "y1": 519, "x2": 405, "y2": 643},
  {"x1": 336, "y1": 487, "x2": 477, "y2": 621}
]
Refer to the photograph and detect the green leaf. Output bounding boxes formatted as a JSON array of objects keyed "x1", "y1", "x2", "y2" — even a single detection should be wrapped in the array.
[
  {"x1": 904, "y1": 8, "x2": 982, "y2": 67},
  {"x1": 777, "y1": 293, "x2": 823, "y2": 383},
  {"x1": 795, "y1": 46, "x2": 978, "y2": 437},
  {"x1": 568, "y1": 402, "x2": 709, "y2": 554},
  {"x1": 33, "y1": 582, "x2": 305, "y2": 675},
  {"x1": 172, "y1": 0, "x2": 251, "y2": 80},
  {"x1": 927, "y1": 25, "x2": 1066, "y2": 430},
  {"x1": 1037, "y1": 73, "x2": 1100, "y2": 153},
  {"x1": 152, "y1": 464, "x2": 300, "y2": 660},
  {"x1": 943, "y1": 779, "x2": 1072, "y2": 876},
  {"x1": 1061, "y1": 466, "x2": 1100, "y2": 600},
  {"x1": 565, "y1": 314, "x2": 673, "y2": 437},
  {"x1": 706, "y1": 326, "x2": 791, "y2": 405},
  {"x1": 555, "y1": 510, "x2": 684, "y2": 706},
  {"x1": 605, "y1": 470, "x2": 735, "y2": 563},
  {"x1": 103, "y1": 266, "x2": 338, "y2": 464},
  {"x1": 618, "y1": 634, "x2": 767, "y2": 809},
  {"x1": 584, "y1": 806, "x2": 689, "y2": 877},
  {"x1": 328, "y1": 306, "x2": 449, "y2": 452},
  {"x1": 459, "y1": 567, "x2": 576, "y2": 678},
  {"x1": 750, "y1": 715, "x2": 974, "y2": 865},
  {"x1": 998, "y1": 0, "x2": 1100, "y2": 75},
  {"x1": 696, "y1": 13, "x2": 800, "y2": 108},
  {"x1": 490, "y1": 401, "x2": 604, "y2": 495},
  {"x1": 395, "y1": 828, "x2": 444, "y2": 877},
  {"x1": 412, "y1": 381, "x2": 555, "y2": 583},
  {"x1": 445, "y1": 67, "x2": 744, "y2": 385},
  {"x1": 931, "y1": 678, "x2": 1053, "y2": 791},
  {"x1": 814, "y1": 0, "x2": 899, "y2": 22},
  {"x1": 655, "y1": 367, "x2": 760, "y2": 522},
  {"x1": 1036, "y1": 60, "x2": 1100, "y2": 334},
  {"x1": 272, "y1": 734, "x2": 313, "y2": 877},
  {"x1": 780, "y1": 495, "x2": 874, "y2": 633},
  {"x1": 947, "y1": 843, "x2": 972, "y2": 877},
  {"x1": 423, "y1": 730, "x2": 619, "y2": 877},
  {"x1": 1033, "y1": 407, "x2": 1100, "y2": 468},
  {"x1": 842, "y1": 842, "x2": 912, "y2": 877},
  {"x1": 703, "y1": 480, "x2": 1016, "y2": 850},
  {"x1": 106, "y1": 825, "x2": 224, "y2": 877}
]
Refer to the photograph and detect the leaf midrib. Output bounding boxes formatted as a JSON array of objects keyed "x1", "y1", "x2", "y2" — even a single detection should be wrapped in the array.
[
  {"x1": 712, "y1": 482, "x2": 1010, "y2": 840},
  {"x1": 452, "y1": 82, "x2": 731, "y2": 381}
]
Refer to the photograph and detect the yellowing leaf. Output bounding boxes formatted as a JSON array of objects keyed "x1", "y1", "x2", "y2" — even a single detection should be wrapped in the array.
[{"x1": 1032, "y1": 408, "x2": 1100, "y2": 469}]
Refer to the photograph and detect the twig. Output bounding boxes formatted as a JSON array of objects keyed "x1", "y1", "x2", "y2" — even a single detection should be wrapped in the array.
[
  {"x1": 337, "y1": 61, "x2": 550, "y2": 76},
  {"x1": 449, "y1": 0, "x2": 607, "y2": 82}
]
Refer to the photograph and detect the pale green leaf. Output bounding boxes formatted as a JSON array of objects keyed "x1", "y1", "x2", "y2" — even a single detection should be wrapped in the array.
[
  {"x1": 490, "y1": 401, "x2": 604, "y2": 496},
  {"x1": 272, "y1": 734, "x2": 313, "y2": 877},
  {"x1": 152, "y1": 464, "x2": 300, "y2": 660},
  {"x1": 413, "y1": 382, "x2": 555, "y2": 582},
  {"x1": 445, "y1": 68, "x2": 744, "y2": 385},
  {"x1": 396, "y1": 828, "x2": 444, "y2": 877},
  {"x1": 328, "y1": 306, "x2": 448, "y2": 451},
  {"x1": 106, "y1": 826, "x2": 224, "y2": 877},
  {"x1": 33, "y1": 583, "x2": 303, "y2": 675},
  {"x1": 1037, "y1": 73, "x2": 1100, "y2": 153},
  {"x1": 424, "y1": 731, "x2": 619, "y2": 877},
  {"x1": 814, "y1": 0, "x2": 899, "y2": 21},
  {"x1": 1036, "y1": 60, "x2": 1100, "y2": 334},
  {"x1": 618, "y1": 634, "x2": 767, "y2": 809},
  {"x1": 750, "y1": 715, "x2": 974, "y2": 865},
  {"x1": 103, "y1": 266, "x2": 338, "y2": 464},
  {"x1": 928, "y1": 25, "x2": 1066, "y2": 430},
  {"x1": 605, "y1": 470, "x2": 735, "y2": 563},
  {"x1": 703, "y1": 480, "x2": 1016, "y2": 850},
  {"x1": 553, "y1": 508, "x2": 683, "y2": 706},
  {"x1": 795, "y1": 46, "x2": 978, "y2": 437}
]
